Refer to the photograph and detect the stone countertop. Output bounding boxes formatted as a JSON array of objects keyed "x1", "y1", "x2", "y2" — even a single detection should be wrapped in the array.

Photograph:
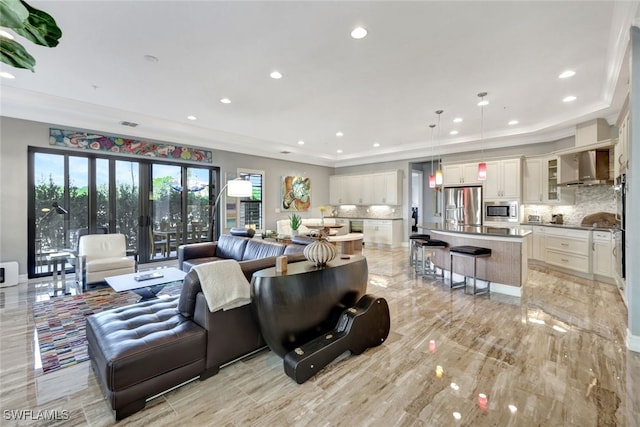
[
  {"x1": 418, "y1": 223, "x2": 531, "y2": 238},
  {"x1": 520, "y1": 222, "x2": 618, "y2": 232}
]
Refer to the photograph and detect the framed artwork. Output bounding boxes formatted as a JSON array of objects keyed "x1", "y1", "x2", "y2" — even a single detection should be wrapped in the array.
[{"x1": 282, "y1": 176, "x2": 310, "y2": 211}]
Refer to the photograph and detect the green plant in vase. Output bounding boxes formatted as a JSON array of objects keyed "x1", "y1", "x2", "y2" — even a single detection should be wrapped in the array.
[{"x1": 289, "y1": 213, "x2": 301, "y2": 236}]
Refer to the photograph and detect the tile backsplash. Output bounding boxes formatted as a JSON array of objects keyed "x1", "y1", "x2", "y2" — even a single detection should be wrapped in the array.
[
  {"x1": 330, "y1": 205, "x2": 403, "y2": 219},
  {"x1": 523, "y1": 185, "x2": 616, "y2": 225}
]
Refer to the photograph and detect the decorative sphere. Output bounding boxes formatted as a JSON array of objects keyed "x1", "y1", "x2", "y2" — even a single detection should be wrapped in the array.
[{"x1": 303, "y1": 239, "x2": 337, "y2": 267}]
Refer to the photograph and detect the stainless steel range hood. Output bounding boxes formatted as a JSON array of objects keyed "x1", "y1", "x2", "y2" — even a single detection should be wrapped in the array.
[{"x1": 559, "y1": 149, "x2": 613, "y2": 186}]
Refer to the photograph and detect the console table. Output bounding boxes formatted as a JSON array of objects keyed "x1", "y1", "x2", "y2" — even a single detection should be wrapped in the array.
[{"x1": 251, "y1": 255, "x2": 368, "y2": 357}]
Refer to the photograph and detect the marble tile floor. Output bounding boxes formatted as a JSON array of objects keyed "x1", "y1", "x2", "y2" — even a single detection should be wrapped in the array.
[{"x1": 0, "y1": 247, "x2": 639, "y2": 426}]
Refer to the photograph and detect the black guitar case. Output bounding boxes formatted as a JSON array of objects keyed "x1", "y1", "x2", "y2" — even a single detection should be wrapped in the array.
[{"x1": 283, "y1": 294, "x2": 390, "y2": 384}]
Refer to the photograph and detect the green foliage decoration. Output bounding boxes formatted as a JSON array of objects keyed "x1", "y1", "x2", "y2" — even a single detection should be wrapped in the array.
[
  {"x1": 0, "y1": 0, "x2": 62, "y2": 71},
  {"x1": 289, "y1": 213, "x2": 301, "y2": 231}
]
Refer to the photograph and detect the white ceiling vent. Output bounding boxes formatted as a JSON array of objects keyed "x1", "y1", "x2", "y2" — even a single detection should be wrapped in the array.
[{"x1": 120, "y1": 121, "x2": 139, "y2": 127}]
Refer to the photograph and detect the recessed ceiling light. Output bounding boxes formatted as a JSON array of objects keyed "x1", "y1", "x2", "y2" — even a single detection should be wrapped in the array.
[
  {"x1": 0, "y1": 30, "x2": 15, "y2": 40},
  {"x1": 373, "y1": 143, "x2": 380, "y2": 147},
  {"x1": 508, "y1": 405, "x2": 518, "y2": 413},
  {"x1": 477, "y1": 99, "x2": 489, "y2": 107},
  {"x1": 453, "y1": 412, "x2": 462, "y2": 420},
  {"x1": 298, "y1": 140, "x2": 305, "y2": 145},
  {"x1": 336, "y1": 149, "x2": 343, "y2": 153},
  {"x1": 449, "y1": 130, "x2": 459, "y2": 135},
  {"x1": 270, "y1": 71, "x2": 283, "y2": 79},
  {"x1": 559, "y1": 70, "x2": 576, "y2": 79},
  {"x1": 508, "y1": 120, "x2": 519, "y2": 125},
  {"x1": 453, "y1": 117, "x2": 463, "y2": 123},
  {"x1": 562, "y1": 96, "x2": 576, "y2": 103},
  {"x1": 187, "y1": 115, "x2": 197, "y2": 121},
  {"x1": 336, "y1": 131, "x2": 344, "y2": 137},
  {"x1": 351, "y1": 27, "x2": 367, "y2": 39},
  {"x1": 0, "y1": 71, "x2": 15, "y2": 79},
  {"x1": 220, "y1": 98, "x2": 231, "y2": 104},
  {"x1": 143, "y1": 54, "x2": 159, "y2": 63}
]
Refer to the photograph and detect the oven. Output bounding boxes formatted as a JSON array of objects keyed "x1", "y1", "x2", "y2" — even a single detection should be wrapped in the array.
[
  {"x1": 484, "y1": 201, "x2": 519, "y2": 223},
  {"x1": 614, "y1": 174, "x2": 626, "y2": 284}
]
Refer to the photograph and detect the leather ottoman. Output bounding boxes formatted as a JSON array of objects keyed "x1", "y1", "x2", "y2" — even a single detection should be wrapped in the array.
[{"x1": 86, "y1": 295, "x2": 206, "y2": 420}]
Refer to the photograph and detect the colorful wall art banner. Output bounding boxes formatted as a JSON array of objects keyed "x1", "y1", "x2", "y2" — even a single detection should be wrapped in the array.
[
  {"x1": 282, "y1": 176, "x2": 310, "y2": 211},
  {"x1": 49, "y1": 128, "x2": 213, "y2": 163}
]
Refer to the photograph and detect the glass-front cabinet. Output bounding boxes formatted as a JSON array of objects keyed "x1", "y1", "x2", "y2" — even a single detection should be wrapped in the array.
[{"x1": 547, "y1": 158, "x2": 559, "y2": 202}]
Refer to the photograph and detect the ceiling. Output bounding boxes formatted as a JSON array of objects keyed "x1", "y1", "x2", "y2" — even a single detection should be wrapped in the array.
[{"x1": 1, "y1": 1, "x2": 639, "y2": 168}]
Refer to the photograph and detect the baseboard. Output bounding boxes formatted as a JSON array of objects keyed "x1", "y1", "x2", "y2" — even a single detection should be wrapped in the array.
[{"x1": 628, "y1": 329, "x2": 640, "y2": 353}]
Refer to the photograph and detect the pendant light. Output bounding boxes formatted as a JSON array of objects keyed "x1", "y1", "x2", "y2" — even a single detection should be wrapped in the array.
[
  {"x1": 477, "y1": 92, "x2": 488, "y2": 181},
  {"x1": 428, "y1": 124, "x2": 436, "y2": 188},
  {"x1": 435, "y1": 110, "x2": 444, "y2": 185}
]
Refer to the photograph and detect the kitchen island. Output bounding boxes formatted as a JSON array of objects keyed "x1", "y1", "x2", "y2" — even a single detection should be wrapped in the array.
[{"x1": 418, "y1": 224, "x2": 531, "y2": 297}]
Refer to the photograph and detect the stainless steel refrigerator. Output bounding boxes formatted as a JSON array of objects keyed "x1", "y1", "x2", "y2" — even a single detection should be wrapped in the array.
[{"x1": 444, "y1": 186, "x2": 482, "y2": 226}]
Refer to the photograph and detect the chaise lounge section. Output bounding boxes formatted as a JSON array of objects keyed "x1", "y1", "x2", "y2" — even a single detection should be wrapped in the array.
[{"x1": 86, "y1": 253, "x2": 284, "y2": 420}]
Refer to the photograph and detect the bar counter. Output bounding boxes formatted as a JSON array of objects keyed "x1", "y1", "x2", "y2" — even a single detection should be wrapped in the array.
[
  {"x1": 419, "y1": 222, "x2": 532, "y2": 238},
  {"x1": 417, "y1": 223, "x2": 530, "y2": 296}
]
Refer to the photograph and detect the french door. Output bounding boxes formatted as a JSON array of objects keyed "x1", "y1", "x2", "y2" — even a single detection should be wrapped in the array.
[{"x1": 28, "y1": 147, "x2": 218, "y2": 278}]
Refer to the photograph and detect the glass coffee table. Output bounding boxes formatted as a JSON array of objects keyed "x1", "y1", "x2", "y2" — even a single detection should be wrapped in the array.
[{"x1": 105, "y1": 267, "x2": 186, "y2": 300}]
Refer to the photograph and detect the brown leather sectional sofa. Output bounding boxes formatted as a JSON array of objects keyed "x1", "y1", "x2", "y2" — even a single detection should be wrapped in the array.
[
  {"x1": 177, "y1": 232, "x2": 307, "y2": 273},
  {"x1": 87, "y1": 233, "x2": 308, "y2": 420}
]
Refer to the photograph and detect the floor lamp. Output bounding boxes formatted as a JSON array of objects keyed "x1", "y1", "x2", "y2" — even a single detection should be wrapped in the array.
[{"x1": 208, "y1": 177, "x2": 253, "y2": 241}]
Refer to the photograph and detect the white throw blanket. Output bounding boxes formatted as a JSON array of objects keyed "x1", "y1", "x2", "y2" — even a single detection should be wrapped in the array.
[{"x1": 193, "y1": 260, "x2": 251, "y2": 312}]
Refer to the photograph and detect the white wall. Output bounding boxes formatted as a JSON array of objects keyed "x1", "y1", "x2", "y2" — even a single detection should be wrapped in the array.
[{"x1": 0, "y1": 117, "x2": 333, "y2": 275}]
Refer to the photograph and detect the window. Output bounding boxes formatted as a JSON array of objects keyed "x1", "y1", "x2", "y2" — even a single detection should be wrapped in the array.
[
  {"x1": 28, "y1": 147, "x2": 218, "y2": 277},
  {"x1": 238, "y1": 170, "x2": 264, "y2": 230}
]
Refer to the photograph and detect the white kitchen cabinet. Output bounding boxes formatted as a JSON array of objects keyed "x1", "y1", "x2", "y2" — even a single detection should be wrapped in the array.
[
  {"x1": 523, "y1": 158, "x2": 544, "y2": 203},
  {"x1": 329, "y1": 175, "x2": 344, "y2": 205},
  {"x1": 442, "y1": 163, "x2": 481, "y2": 186},
  {"x1": 330, "y1": 171, "x2": 401, "y2": 206},
  {"x1": 363, "y1": 219, "x2": 403, "y2": 247},
  {"x1": 484, "y1": 158, "x2": 521, "y2": 200},
  {"x1": 616, "y1": 109, "x2": 629, "y2": 177},
  {"x1": 523, "y1": 156, "x2": 574, "y2": 204},
  {"x1": 592, "y1": 230, "x2": 614, "y2": 278},
  {"x1": 544, "y1": 227, "x2": 591, "y2": 273},
  {"x1": 366, "y1": 171, "x2": 401, "y2": 205},
  {"x1": 345, "y1": 175, "x2": 365, "y2": 204}
]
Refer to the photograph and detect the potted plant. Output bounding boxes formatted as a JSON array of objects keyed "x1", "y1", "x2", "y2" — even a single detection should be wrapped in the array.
[{"x1": 289, "y1": 213, "x2": 301, "y2": 236}]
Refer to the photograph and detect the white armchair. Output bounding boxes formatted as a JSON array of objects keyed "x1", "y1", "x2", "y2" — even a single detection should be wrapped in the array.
[{"x1": 77, "y1": 234, "x2": 135, "y2": 288}]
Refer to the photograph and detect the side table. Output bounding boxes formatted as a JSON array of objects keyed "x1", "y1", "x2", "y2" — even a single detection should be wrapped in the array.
[{"x1": 47, "y1": 251, "x2": 75, "y2": 297}]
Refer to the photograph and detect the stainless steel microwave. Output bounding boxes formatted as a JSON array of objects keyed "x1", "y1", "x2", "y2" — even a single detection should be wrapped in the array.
[{"x1": 484, "y1": 201, "x2": 519, "y2": 223}]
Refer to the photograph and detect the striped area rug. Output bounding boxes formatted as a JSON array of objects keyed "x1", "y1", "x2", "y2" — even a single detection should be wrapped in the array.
[{"x1": 32, "y1": 282, "x2": 183, "y2": 374}]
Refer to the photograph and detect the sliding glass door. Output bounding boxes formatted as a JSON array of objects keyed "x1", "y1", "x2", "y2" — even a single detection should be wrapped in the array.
[{"x1": 28, "y1": 147, "x2": 218, "y2": 278}]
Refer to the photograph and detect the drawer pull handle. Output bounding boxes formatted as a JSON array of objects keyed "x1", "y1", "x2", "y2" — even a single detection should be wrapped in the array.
[
  {"x1": 561, "y1": 243, "x2": 569, "y2": 246},
  {"x1": 561, "y1": 258, "x2": 569, "y2": 262}
]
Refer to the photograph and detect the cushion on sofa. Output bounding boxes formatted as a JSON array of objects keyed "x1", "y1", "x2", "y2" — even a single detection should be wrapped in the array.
[
  {"x1": 242, "y1": 239, "x2": 286, "y2": 260},
  {"x1": 229, "y1": 227, "x2": 255, "y2": 237},
  {"x1": 215, "y1": 234, "x2": 250, "y2": 260},
  {"x1": 181, "y1": 257, "x2": 222, "y2": 272}
]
